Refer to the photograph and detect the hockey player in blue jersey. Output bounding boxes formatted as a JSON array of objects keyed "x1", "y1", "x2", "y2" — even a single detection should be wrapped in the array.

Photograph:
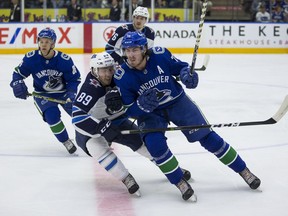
[
  {"x1": 10, "y1": 28, "x2": 81, "y2": 154},
  {"x1": 113, "y1": 31, "x2": 261, "y2": 201},
  {"x1": 72, "y1": 52, "x2": 191, "y2": 195},
  {"x1": 105, "y1": 6, "x2": 154, "y2": 65}
]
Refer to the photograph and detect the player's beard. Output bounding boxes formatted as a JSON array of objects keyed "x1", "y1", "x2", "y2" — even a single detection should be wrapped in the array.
[{"x1": 99, "y1": 76, "x2": 112, "y2": 86}]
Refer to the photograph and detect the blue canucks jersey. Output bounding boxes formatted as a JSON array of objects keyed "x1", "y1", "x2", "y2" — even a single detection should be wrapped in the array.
[
  {"x1": 114, "y1": 47, "x2": 188, "y2": 118},
  {"x1": 105, "y1": 23, "x2": 155, "y2": 64},
  {"x1": 12, "y1": 50, "x2": 81, "y2": 96}
]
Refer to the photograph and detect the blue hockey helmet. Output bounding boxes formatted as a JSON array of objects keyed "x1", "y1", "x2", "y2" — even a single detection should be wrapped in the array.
[
  {"x1": 121, "y1": 31, "x2": 148, "y2": 50},
  {"x1": 37, "y1": 28, "x2": 57, "y2": 44}
]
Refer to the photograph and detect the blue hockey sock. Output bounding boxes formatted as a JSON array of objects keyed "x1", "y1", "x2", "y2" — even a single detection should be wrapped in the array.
[
  {"x1": 50, "y1": 120, "x2": 69, "y2": 143},
  {"x1": 144, "y1": 133, "x2": 183, "y2": 184},
  {"x1": 199, "y1": 131, "x2": 246, "y2": 173},
  {"x1": 44, "y1": 107, "x2": 69, "y2": 143}
]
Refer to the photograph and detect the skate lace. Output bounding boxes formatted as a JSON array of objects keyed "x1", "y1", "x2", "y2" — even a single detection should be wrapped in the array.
[
  {"x1": 123, "y1": 174, "x2": 136, "y2": 189},
  {"x1": 240, "y1": 168, "x2": 256, "y2": 184},
  {"x1": 176, "y1": 179, "x2": 189, "y2": 195},
  {"x1": 63, "y1": 140, "x2": 74, "y2": 150}
]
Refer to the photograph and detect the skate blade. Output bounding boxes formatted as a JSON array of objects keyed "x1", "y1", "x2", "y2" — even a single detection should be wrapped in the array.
[
  {"x1": 254, "y1": 187, "x2": 263, "y2": 192},
  {"x1": 133, "y1": 190, "x2": 141, "y2": 197},
  {"x1": 69, "y1": 152, "x2": 79, "y2": 157},
  {"x1": 189, "y1": 177, "x2": 195, "y2": 183},
  {"x1": 188, "y1": 194, "x2": 197, "y2": 203}
]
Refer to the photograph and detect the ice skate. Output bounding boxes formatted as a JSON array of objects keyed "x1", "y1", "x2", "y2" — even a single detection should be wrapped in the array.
[
  {"x1": 176, "y1": 178, "x2": 196, "y2": 201},
  {"x1": 122, "y1": 173, "x2": 141, "y2": 196},
  {"x1": 181, "y1": 168, "x2": 192, "y2": 181},
  {"x1": 63, "y1": 139, "x2": 77, "y2": 154},
  {"x1": 239, "y1": 167, "x2": 261, "y2": 190}
]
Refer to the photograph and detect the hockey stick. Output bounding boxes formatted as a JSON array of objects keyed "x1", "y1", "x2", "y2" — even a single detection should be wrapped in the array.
[
  {"x1": 28, "y1": 92, "x2": 70, "y2": 104},
  {"x1": 194, "y1": 54, "x2": 210, "y2": 71},
  {"x1": 190, "y1": 0, "x2": 208, "y2": 74},
  {"x1": 121, "y1": 95, "x2": 288, "y2": 135}
]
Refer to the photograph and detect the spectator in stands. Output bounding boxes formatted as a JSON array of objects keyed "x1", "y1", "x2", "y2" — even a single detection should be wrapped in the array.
[
  {"x1": 255, "y1": 3, "x2": 271, "y2": 21},
  {"x1": 33, "y1": 0, "x2": 53, "y2": 8},
  {"x1": 67, "y1": 0, "x2": 82, "y2": 21},
  {"x1": 1, "y1": 0, "x2": 11, "y2": 8},
  {"x1": 109, "y1": 0, "x2": 121, "y2": 21},
  {"x1": 169, "y1": 0, "x2": 183, "y2": 8},
  {"x1": 272, "y1": 0, "x2": 287, "y2": 8},
  {"x1": 86, "y1": 0, "x2": 97, "y2": 8},
  {"x1": 142, "y1": 0, "x2": 151, "y2": 7},
  {"x1": 156, "y1": 0, "x2": 168, "y2": 7},
  {"x1": 125, "y1": 0, "x2": 140, "y2": 21},
  {"x1": 271, "y1": 4, "x2": 285, "y2": 22},
  {"x1": 251, "y1": 0, "x2": 264, "y2": 20},
  {"x1": 241, "y1": 0, "x2": 253, "y2": 14},
  {"x1": 272, "y1": 0, "x2": 288, "y2": 18},
  {"x1": 51, "y1": 0, "x2": 65, "y2": 8},
  {"x1": 9, "y1": 0, "x2": 21, "y2": 22}
]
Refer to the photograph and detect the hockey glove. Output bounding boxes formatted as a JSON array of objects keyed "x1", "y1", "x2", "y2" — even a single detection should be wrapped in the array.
[
  {"x1": 180, "y1": 67, "x2": 199, "y2": 89},
  {"x1": 10, "y1": 79, "x2": 28, "y2": 100},
  {"x1": 63, "y1": 91, "x2": 76, "y2": 109},
  {"x1": 105, "y1": 87, "x2": 124, "y2": 115},
  {"x1": 95, "y1": 119, "x2": 122, "y2": 143},
  {"x1": 137, "y1": 88, "x2": 159, "y2": 113}
]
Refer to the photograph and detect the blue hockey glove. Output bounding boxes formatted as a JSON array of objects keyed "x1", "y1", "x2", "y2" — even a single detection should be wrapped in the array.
[
  {"x1": 64, "y1": 91, "x2": 76, "y2": 102},
  {"x1": 63, "y1": 91, "x2": 76, "y2": 109},
  {"x1": 95, "y1": 119, "x2": 122, "y2": 142},
  {"x1": 10, "y1": 79, "x2": 28, "y2": 100},
  {"x1": 137, "y1": 88, "x2": 159, "y2": 113},
  {"x1": 180, "y1": 67, "x2": 199, "y2": 89},
  {"x1": 105, "y1": 87, "x2": 123, "y2": 115}
]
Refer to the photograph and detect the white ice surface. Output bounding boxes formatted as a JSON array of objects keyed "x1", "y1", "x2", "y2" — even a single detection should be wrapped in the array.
[{"x1": 0, "y1": 54, "x2": 287, "y2": 216}]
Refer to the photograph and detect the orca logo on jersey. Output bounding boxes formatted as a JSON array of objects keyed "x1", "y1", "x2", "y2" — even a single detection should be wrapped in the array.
[
  {"x1": 43, "y1": 76, "x2": 64, "y2": 91},
  {"x1": 154, "y1": 88, "x2": 171, "y2": 101}
]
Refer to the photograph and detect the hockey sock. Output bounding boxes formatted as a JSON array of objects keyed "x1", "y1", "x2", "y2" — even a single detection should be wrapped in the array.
[
  {"x1": 44, "y1": 106, "x2": 69, "y2": 143},
  {"x1": 199, "y1": 131, "x2": 246, "y2": 173},
  {"x1": 144, "y1": 132, "x2": 183, "y2": 184},
  {"x1": 98, "y1": 151, "x2": 129, "y2": 181},
  {"x1": 50, "y1": 120, "x2": 69, "y2": 143},
  {"x1": 155, "y1": 150, "x2": 183, "y2": 184}
]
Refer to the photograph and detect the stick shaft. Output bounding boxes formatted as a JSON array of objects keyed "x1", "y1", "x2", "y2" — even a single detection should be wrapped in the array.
[
  {"x1": 190, "y1": 0, "x2": 208, "y2": 74},
  {"x1": 121, "y1": 95, "x2": 288, "y2": 135},
  {"x1": 28, "y1": 92, "x2": 68, "y2": 104}
]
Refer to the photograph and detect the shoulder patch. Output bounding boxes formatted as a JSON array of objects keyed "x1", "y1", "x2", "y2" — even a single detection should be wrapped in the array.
[
  {"x1": 114, "y1": 68, "x2": 125, "y2": 80},
  {"x1": 152, "y1": 47, "x2": 165, "y2": 54},
  {"x1": 89, "y1": 78, "x2": 101, "y2": 88},
  {"x1": 26, "y1": 50, "x2": 35, "y2": 58},
  {"x1": 61, "y1": 53, "x2": 71, "y2": 61}
]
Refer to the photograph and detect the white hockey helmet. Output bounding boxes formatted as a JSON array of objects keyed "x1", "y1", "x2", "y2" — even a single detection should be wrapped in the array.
[
  {"x1": 133, "y1": 6, "x2": 150, "y2": 20},
  {"x1": 90, "y1": 52, "x2": 115, "y2": 77}
]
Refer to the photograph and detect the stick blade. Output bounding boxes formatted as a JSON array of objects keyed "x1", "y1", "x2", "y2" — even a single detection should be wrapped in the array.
[
  {"x1": 195, "y1": 54, "x2": 210, "y2": 71},
  {"x1": 272, "y1": 95, "x2": 288, "y2": 122}
]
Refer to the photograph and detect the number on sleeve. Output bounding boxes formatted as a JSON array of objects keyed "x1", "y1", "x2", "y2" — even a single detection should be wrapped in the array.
[{"x1": 76, "y1": 92, "x2": 92, "y2": 106}]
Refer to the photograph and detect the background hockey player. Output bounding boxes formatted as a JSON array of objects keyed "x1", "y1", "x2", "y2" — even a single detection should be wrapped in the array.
[
  {"x1": 113, "y1": 31, "x2": 261, "y2": 201},
  {"x1": 72, "y1": 52, "x2": 191, "y2": 195},
  {"x1": 10, "y1": 28, "x2": 81, "y2": 154},
  {"x1": 105, "y1": 6, "x2": 155, "y2": 65}
]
